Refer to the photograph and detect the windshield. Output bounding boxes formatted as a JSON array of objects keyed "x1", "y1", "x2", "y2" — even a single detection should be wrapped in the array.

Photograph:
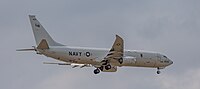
[{"x1": 163, "y1": 55, "x2": 167, "y2": 58}]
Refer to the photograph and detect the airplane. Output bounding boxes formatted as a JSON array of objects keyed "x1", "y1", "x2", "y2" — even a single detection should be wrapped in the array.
[{"x1": 17, "y1": 15, "x2": 173, "y2": 74}]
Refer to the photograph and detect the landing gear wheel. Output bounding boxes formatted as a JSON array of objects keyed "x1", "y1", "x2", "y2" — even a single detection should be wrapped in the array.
[
  {"x1": 105, "y1": 64, "x2": 112, "y2": 70},
  {"x1": 157, "y1": 70, "x2": 161, "y2": 74},
  {"x1": 118, "y1": 58, "x2": 123, "y2": 64},
  {"x1": 94, "y1": 69, "x2": 100, "y2": 74},
  {"x1": 99, "y1": 66, "x2": 103, "y2": 71},
  {"x1": 156, "y1": 67, "x2": 161, "y2": 74}
]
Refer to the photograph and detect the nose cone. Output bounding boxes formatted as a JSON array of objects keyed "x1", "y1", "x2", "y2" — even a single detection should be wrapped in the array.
[{"x1": 169, "y1": 60, "x2": 173, "y2": 65}]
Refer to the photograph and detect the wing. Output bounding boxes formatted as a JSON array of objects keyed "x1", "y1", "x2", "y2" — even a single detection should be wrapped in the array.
[{"x1": 102, "y1": 35, "x2": 124, "y2": 65}]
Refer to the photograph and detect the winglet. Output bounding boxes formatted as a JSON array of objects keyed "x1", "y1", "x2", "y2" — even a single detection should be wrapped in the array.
[
  {"x1": 111, "y1": 35, "x2": 124, "y2": 52},
  {"x1": 16, "y1": 48, "x2": 36, "y2": 51}
]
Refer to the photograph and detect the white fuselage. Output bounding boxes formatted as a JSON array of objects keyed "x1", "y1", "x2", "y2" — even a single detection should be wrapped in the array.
[
  {"x1": 19, "y1": 15, "x2": 173, "y2": 74},
  {"x1": 39, "y1": 46, "x2": 173, "y2": 68}
]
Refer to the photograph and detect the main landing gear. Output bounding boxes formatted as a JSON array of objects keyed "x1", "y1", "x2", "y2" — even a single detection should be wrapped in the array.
[
  {"x1": 94, "y1": 68, "x2": 100, "y2": 74},
  {"x1": 105, "y1": 64, "x2": 111, "y2": 70},
  {"x1": 118, "y1": 58, "x2": 123, "y2": 64},
  {"x1": 156, "y1": 67, "x2": 161, "y2": 74},
  {"x1": 101, "y1": 60, "x2": 108, "y2": 65},
  {"x1": 95, "y1": 58, "x2": 123, "y2": 74},
  {"x1": 93, "y1": 64, "x2": 112, "y2": 74},
  {"x1": 100, "y1": 60, "x2": 112, "y2": 70},
  {"x1": 94, "y1": 66, "x2": 103, "y2": 74}
]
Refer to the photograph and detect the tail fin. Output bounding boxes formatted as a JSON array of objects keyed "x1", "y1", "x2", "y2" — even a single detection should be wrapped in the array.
[{"x1": 29, "y1": 15, "x2": 64, "y2": 46}]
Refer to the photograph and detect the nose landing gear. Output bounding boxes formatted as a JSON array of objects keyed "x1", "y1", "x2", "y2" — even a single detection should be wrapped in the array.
[
  {"x1": 157, "y1": 70, "x2": 161, "y2": 74},
  {"x1": 156, "y1": 67, "x2": 162, "y2": 74}
]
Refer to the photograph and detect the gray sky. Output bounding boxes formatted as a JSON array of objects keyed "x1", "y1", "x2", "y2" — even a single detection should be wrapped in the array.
[{"x1": 1, "y1": 0, "x2": 200, "y2": 89}]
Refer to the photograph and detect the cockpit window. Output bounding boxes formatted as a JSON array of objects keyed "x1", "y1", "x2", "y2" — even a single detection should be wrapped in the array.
[
  {"x1": 163, "y1": 56, "x2": 167, "y2": 58},
  {"x1": 140, "y1": 54, "x2": 143, "y2": 58}
]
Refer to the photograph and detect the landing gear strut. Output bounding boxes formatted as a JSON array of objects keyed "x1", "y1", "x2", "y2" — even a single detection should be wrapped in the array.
[
  {"x1": 157, "y1": 70, "x2": 161, "y2": 74},
  {"x1": 101, "y1": 60, "x2": 108, "y2": 65},
  {"x1": 99, "y1": 66, "x2": 103, "y2": 71}
]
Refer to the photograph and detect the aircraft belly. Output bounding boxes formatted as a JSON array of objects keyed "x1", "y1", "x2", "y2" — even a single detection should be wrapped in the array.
[
  {"x1": 121, "y1": 59, "x2": 136, "y2": 66},
  {"x1": 63, "y1": 56, "x2": 97, "y2": 64},
  {"x1": 134, "y1": 58, "x2": 156, "y2": 67}
]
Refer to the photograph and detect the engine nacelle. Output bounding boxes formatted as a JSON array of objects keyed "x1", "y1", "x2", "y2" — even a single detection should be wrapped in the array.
[{"x1": 102, "y1": 66, "x2": 117, "y2": 72}]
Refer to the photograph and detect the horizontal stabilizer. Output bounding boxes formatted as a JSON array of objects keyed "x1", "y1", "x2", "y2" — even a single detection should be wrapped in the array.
[
  {"x1": 43, "y1": 62, "x2": 92, "y2": 68},
  {"x1": 16, "y1": 48, "x2": 36, "y2": 51},
  {"x1": 43, "y1": 62, "x2": 71, "y2": 65}
]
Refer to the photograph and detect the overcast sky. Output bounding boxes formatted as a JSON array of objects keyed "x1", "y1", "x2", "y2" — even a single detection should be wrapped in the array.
[{"x1": 1, "y1": 0, "x2": 200, "y2": 89}]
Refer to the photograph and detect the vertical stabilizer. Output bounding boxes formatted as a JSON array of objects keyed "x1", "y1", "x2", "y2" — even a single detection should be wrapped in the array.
[{"x1": 29, "y1": 15, "x2": 64, "y2": 46}]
